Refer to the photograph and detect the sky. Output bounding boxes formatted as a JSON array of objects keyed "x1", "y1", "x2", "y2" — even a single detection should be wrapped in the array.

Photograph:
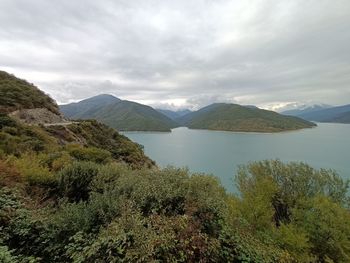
[{"x1": 0, "y1": 0, "x2": 349, "y2": 111}]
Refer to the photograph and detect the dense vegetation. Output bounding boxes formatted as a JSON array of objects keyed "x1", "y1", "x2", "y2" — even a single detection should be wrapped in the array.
[
  {"x1": 60, "y1": 95, "x2": 179, "y2": 132},
  {"x1": 282, "y1": 104, "x2": 350, "y2": 124},
  {"x1": 0, "y1": 71, "x2": 59, "y2": 115},
  {"x1": 177, "y1": 103, "x2": 316, "y2": 132},
  {"x1": 0, "y1": 114, "x2": 153, "y2": 169}
]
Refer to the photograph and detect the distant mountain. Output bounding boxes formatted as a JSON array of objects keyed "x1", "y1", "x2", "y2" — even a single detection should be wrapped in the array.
[
  {"x1": 283, "y1": 104, "x2": 350, "y2": 123},
  {"x1": 177, "y1": 103, "x2": 316, "y2": 132},
  {"x1": 60, "y1": 95, "x2": 179, "y2": 131},
  {"x1": 156, "y1": 109, "x2": 192, "y2": 120},
  {"x1": 281, "y1": 104, "x2": 332, "y2": 117},
  {"x1": 290, "y1": 104, "x2": 350, "y2": 123},
  {"x1": 329, "y1": 111, "x2": 350, "y2": 123}
]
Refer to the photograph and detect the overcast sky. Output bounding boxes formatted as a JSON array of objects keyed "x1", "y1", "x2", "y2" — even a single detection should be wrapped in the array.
[{"x1": 1, "y1": 0, "x2": 349, "y2": 110}]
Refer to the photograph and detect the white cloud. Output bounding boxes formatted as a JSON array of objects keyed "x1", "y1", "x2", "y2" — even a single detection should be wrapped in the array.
[{"x1": 1, "y1": 0, "x2": 349, "y2": 109}]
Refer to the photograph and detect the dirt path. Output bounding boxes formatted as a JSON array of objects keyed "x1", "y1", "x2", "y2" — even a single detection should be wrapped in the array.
[{"x1": 43, "y1": 122, "x2": 76, "y2": 127}]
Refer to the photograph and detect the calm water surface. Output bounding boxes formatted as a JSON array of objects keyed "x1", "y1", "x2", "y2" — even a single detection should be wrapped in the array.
[{"x1": 123, "y1": 123, "x2": 350, "y2": 192}]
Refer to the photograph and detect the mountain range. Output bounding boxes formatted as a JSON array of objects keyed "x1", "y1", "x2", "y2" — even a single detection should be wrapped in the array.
[
  {"x1": 282, "y1": 104, "x2": 350, "y2": 123},
  {"x1": 61, "y1": 95, "x2": 316, "y2": 132}
]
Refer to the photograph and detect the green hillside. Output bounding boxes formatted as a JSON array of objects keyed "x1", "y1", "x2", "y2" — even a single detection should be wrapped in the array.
[
  {"x1": 178, "y1": 103, "x2": 316, "y2": 132},
  {"x1": 60, "y1": 96, "x2": 179, "y2": 132},
  {"x1": 0, "y1": 71, "x2": 59, "y2": 114}
]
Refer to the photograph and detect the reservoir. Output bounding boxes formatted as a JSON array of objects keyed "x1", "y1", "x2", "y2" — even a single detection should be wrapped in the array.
[{"x1": 123, "y1": 123, "x2": 350, "y2": 192}]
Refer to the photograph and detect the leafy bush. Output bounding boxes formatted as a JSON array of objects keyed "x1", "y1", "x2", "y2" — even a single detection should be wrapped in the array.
[
  {"x1": 236, "y1": 160, "x2": 350, "y2": 262},
  {"x1": 9, "y1": 153, "x2": 56, "y2": 187},
  {"x1": 0, "y1": 160, "x2": 22, "y2": 187},
  {"x1": 67, "y1": 144, "x2": 112, "y2": 164},
  {"x1": 58, "y1": 161, "x2": 99, "y2": 202},
  {"x1": 90, "y1": 162, "x2": 131, "y2": 193},
  {"x1": 293, "y1": 196, "x2": 350, "y2": 262},
  {"x1": 0, "y1": 245, "x2": 17, "y2": 263},
  {"x1": 0, "y1": 114, "x2": 17, "y2": 129},
  {"x1": 0, "y1": 188, "x2": 47, "y2": 261}
]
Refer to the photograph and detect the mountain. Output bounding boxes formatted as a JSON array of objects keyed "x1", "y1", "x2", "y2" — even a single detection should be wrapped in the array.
[
  {"x1": 282, "y1": 104, "x2": 350, "y2": 123},
  {"x1": 281, "y1": 104, "x2": 332, "y2": 117},
  {"x1": 0, "y1": 70, "x2": 59, "y2": 114},
  {"x1": 60, "y1": 95, "x2": 179, "y2": 131},
  {"x1": 177, "y1": 103, "x2": 316, "y2": 132},
  {"x1": 59, "y1": 94, "x2": 120, "y2": 118},
  {"x1": 156, "y1": 108, "x2": 192, "y2": 120}
]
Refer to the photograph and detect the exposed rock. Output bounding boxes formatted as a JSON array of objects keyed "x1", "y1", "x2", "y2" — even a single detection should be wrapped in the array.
[{"x1": 9, "y1": 108, "x2": 68, "y2": 125}]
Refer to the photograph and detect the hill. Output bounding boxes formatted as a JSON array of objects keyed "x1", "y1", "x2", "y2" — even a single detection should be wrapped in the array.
[
  {"x1": 60, "y1": 95, "x2": 179, "y2": 131},
  {"x1": 177, "y1": 103, "x2": 316, "y2": 132},
  {"x1": 0, "y1": 71, "x2": 59, "y2": 114},
  {"x1": 156, "y1": 108, "x2": 192, "y2": 120},
  {"x1": 283, "y1": 104, "x2": 350, "y2": 124}
]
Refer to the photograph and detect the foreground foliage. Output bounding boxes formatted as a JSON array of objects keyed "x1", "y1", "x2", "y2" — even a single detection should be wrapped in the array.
[{"x1": 1, "y1": 152, "x2": 349, "y2": 262}]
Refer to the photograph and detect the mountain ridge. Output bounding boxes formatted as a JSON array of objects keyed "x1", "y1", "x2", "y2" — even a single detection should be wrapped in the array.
[
  {"x1": 60, "y1": 95, "x2": 178, "y2": 132},
  {"x1": 282, "y1": 104, "x2": 350, "y2": 124}
]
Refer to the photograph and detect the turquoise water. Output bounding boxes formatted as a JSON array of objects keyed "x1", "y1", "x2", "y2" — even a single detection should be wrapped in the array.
[{"x1": 123, "y1": 123, "x2": 350, "y2": 192}]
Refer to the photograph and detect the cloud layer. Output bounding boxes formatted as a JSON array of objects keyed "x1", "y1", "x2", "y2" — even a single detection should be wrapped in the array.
[{"x1": 1, "y1": 0, "x2": 349, "y2": 110}]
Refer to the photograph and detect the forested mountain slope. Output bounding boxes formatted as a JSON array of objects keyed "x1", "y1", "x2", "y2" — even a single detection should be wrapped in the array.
[
  {"x1": 61, "y1": 95, "x2": 179, "y2": 131},
  {"x1": 177, "y1": 103, "x2": 316, "y2": 132}
]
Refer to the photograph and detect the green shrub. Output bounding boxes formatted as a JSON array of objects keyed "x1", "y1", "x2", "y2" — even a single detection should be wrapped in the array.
[
  {"x1": 0, "y1": 188, "x2": 46, "y2": 261},
  {"x1": 114, "y1": 167, "x2": 190, "y2": 216},
  {"x1": 58, "y1": 161, "x2": 99, "y2": 202},
  {"x1": 91, "y1": 162, "x2": 131, "y2": 193},
  {"x1": 235, "y1": 160, "x2": 350, "y2": 262},
  {"x1": 293, "y1": 196, "x2": 350, "y2": 262},
  {"x1": 0, "y1": 114, "x2": 17, "y2": 129},
  {"x1": 9, "y1": 154, "x2": 56, "y2": 187},
  {"x1": 67, "y1": 145, "x2": 112, "y2": 164},
  {"x1": 0, "y1": 246, "x2": 17, "y2": 263}
]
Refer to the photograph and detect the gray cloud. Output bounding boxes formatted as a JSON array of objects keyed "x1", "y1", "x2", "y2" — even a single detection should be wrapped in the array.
[{"x1": 0, "y1": 0, "x2": 349, "y2": 110}]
